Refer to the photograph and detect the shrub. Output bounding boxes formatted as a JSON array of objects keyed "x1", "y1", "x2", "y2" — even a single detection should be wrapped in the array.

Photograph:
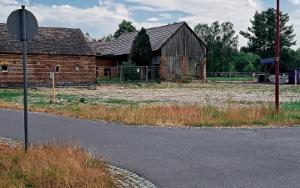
[{"x1": 120, "y1": 62, "x2": 140, "y2": 81}]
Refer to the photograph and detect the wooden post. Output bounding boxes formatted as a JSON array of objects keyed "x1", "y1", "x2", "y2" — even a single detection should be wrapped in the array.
[
  {"x1": 50, "y1": 72, "x2": 55, "y2": 104},
  {"x1": 119, "y1": 66, "x2": 123, "y2": 83},
  {"x1": 146, "y1": 66, "x2": 149, "y2": 82},
  {"x1": 52, "y1": 76, "x2": 55, "y2": 104}
]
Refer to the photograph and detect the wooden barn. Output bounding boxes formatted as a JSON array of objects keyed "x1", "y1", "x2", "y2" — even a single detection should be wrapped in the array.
[
  {"x1": 90, "y1": 22, "x2": 207, "y2": 81},
  {"x1": 0, "y1": 23, "x2": 95, "y2": 87}
]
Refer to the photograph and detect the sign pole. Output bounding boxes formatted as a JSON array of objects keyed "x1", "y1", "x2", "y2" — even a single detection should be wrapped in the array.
[
  {"x1": 275, "y1": 0, "x2": 280, "y2": 113},
  {"x1": 21, "y1": 5, "x2": 29, "y2": 152},
  {"x1": 7, "y1": 5, "x2": 38, "y2": 152}
]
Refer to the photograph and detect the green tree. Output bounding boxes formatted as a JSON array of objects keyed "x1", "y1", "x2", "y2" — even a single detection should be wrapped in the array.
[
  {"x1": 99, "y1": 34, "x2": 114, "y2": 42},
  {"x1": 240, "y1": 8, "x2": 296, "y2": 58},
  {"x1": 194, "y1": 21, "x2": 238, "y2": 72},
  {"x1": 84, "y1": 33, "x2": 96, "y2": 42},
  {"x1": 130, "y1": 28, "x2": 152, "y2": 66},
  {"x1": 114, "y1": 20, "x2": 136, "y2": 39},
  {"x1": 281, "y1": 48, "x2": 300, "y2": 72},
  {"x1": 232, "y1": 51, "x2": 260, "y2": 72}
]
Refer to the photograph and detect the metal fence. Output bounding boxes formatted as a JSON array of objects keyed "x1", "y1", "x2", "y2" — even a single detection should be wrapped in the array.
[
  {"x1": 96, "y1": 66, "x2": 161, "y2": 83},
  {"x1": 207, "y1": 72, "x2": 259, "y2": 81},
  {"x1": 207, "y1": 72, "x2": 291, "y2": 83},
  {"x1": 96, "y1": 65, "x2": 205, "y2": 83}
]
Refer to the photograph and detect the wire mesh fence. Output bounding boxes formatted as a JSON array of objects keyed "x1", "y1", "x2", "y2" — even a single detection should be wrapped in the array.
[
  {"x1": 96, "y1": 66, "x2": 160, "y2": 83},
  {"x1": 207, "y1": 72, "x2": 291, "y2": 83},
  {"x1": 207, "y1": 72, "x2": 260, "y2": 82}
]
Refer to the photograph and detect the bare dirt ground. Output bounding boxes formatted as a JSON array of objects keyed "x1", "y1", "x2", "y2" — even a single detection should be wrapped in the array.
[{"x1": 36, "y1": 82, "x2": 300, "y2": 107}]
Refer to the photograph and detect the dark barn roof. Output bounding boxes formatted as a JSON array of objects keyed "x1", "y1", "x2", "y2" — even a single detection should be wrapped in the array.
[
  {"x1": 0, "y1": 23, "x2": 93, "y2": 56},
  {"x1": 89, "y1": 42, "x2": 112, "y2": 56},
  {"x1": 92, "y1": 22, "x2": 204, "y2": 56}
]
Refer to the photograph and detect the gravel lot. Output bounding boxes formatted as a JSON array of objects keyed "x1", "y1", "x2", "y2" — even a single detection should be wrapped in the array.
[{"x1": 37, "y1": 82, "x2": 300, "y2": 107}]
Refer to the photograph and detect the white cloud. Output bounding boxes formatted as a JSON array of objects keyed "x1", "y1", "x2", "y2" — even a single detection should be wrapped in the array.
[
  {"x1": 289, "y1": 0, "x2": 300, "y2": 5},
  {"x1": 148, "y1": 17, "x2": 159, "y2": 22},
  {"x1": 125, "y1": 0, "x2": 263, "y2": 47},
  {"x1": 159, "y1": 13, "x2": 172, "y2": 19},
  {"x1": 289, "y1": 11, "x2": 300, "y2": 49},
  {"x1": 1, "y1": 0, "x2": 299, "y2": 49},
  {"x1": 136, "y1": 21, "x2": 166, "y2": 30},
  {"x1": 0, "y1": 0, "x2": 130, "y2": 38}
]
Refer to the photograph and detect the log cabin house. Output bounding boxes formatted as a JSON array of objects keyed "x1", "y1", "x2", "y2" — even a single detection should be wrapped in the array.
[
  {"x1": 0, "y1": 23, "x2": 95, "y2": 87},
  {"x1": 90, "y1": 22, "x2": 207, "y2": 81}
]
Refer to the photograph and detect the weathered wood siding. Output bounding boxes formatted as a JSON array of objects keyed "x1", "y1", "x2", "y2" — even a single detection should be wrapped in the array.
[
  {"x1": 160, "y1": 24, "x2": 206, "y2": 81},
  {"x1": 161, "y1": 25, "x2": 205, "y2": 59},
  {"x1": 0, "y1": 53, "x2": 95, "y2": 87}
]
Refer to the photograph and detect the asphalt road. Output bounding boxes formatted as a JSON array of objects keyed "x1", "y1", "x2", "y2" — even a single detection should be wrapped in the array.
[{"x1": 1, "y1": 109, "x2": 300, "y2": 188}]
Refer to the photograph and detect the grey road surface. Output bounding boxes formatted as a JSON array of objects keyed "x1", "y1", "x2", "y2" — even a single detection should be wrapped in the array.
[{"x1": 0, "y1": 109, "x2": 300, "y2": 188}]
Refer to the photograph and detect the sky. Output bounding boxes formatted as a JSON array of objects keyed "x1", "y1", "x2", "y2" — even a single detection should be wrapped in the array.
[{"x1": 0, "y1": 0, "x2": 300, "y2": 48}]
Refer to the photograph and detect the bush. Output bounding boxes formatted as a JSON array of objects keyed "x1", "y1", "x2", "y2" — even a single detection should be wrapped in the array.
[
  {"x1": 243, "y1": 63, "x2": 256, "y2": 72},
  {"x1": 120, "y1": 62, "x2": 140, "y2": 81}
]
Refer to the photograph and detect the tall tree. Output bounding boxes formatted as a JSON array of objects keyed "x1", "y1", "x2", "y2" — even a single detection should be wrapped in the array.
[
  {"x1": 130, "y1": 28, "x2": 152, "y2": 66},
  {"x1": 240, "y1": 8, "x2": 296, "y2": 58},
  {"x1": 99, "y1": 34, "x2": 114, "y2": 42},
  {"x1": 194, "y1": 21, "x2": 238, "y2": 72},
  {"x1": 114, "y1": 20, "x2": 136, "y2": 39},
  {"x1": 84, "y1": 33, "x2": 96, "y2": 42},
  {"x1": 232, "y1": 51, "x2": 260, "y2": 72},
  {"x1": 280, "y1": 48, "x2": 300, "y2": 72}
]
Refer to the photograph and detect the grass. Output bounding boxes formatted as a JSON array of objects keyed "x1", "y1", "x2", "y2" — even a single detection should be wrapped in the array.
[
  {"x1": 1, "y1": 100, "x2": 299, "y2": 127},
  {"x1": 0, "y1": 144, "x2": 115, "y2": 188},
  {"x1": 96, "y1": 77, "x2": 121, "y2": 84},
  {"x1": 104, "y1": 98, "x2": 139, "y2": 105},
  {"x1": 282, "y1": 100, "x2": 300, "y2": 112},
  {"x1": 0, "y1": 90, "x2": 22, "y2": 102},
  {"x1": 0, "y1": 87, "x2": 299, "y2": 127}
]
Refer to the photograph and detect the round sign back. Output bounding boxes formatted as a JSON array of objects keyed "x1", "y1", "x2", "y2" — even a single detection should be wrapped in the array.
[{"x1": 7, "y1": 8, "x2": 38, "y2": 41}]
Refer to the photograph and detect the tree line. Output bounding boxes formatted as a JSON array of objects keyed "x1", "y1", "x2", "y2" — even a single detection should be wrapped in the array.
[
  {"x1": 92, "y1": 8, "x2": 300, "y2": 73},
  {"x1": 195, "y1": 8, "x2": 300, "y2": 73}
]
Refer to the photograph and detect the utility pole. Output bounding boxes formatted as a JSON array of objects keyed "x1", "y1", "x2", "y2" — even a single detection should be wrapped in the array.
[{"x1": 275, "y1": 0, "x2": 280, "y2": 113}]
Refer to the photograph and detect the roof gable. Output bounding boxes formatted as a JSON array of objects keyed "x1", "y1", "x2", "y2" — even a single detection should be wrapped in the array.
[
  {"x1": 0, "y1": 23, "x2": 93, "y2": 56},
  {"x1": 93, "y1": 22, "x2": 187, "y2": 56}
]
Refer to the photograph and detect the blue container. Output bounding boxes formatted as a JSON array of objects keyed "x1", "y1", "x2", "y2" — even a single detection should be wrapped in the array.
[{"x1": 288, "y1": 68, "x2": 300, "y2": 84}]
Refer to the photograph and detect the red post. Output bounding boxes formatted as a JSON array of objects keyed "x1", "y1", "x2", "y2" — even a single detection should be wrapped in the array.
[{"x1": 275, "y1": 0, "x2": 280, "y2": 113}]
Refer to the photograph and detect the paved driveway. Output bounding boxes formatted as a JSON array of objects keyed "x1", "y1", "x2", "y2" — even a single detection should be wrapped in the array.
[{"x1": 0, "y1": 109, "x2": 300, "y2": 188}]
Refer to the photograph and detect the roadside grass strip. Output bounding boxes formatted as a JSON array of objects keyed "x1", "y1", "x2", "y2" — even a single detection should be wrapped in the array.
[
  {"x1": 1, "y1": 100, "x2": 299, "y2": 127},
  {"x1": 0, "y1": 143, "x2": 115, "y2": 188}
]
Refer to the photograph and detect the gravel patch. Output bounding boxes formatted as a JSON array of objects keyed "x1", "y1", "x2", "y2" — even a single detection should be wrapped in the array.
[{"x1": 35, "y1": 83, "x2": 300, "y2": 107}]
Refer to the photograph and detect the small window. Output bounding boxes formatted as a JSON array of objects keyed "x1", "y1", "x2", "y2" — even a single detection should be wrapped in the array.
[
  {"x1": 75, "y1": 65, "x2": 80, "y2": 71},
  {"x1": 0, "y1": 65, "x2": 8, "y2": 73},
  {"x1": 55, "y1": 65, "x2": 60, "y2": 73}
]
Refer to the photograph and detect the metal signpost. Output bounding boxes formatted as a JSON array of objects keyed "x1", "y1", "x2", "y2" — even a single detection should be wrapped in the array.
[{"x1": 7, "y1": 6, "x2": 38, "y2": 151}]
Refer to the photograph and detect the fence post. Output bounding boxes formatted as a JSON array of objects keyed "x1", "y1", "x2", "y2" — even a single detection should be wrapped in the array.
[
  {"x1": 120, "y1": 66, "x2": 122, "y2": 83},
  {"x1": 146, "y1": 66, "x2": 149, "y2": 82},
  {"x1": 295, "y1": 69, "x2": 297, "y2": 85}
]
